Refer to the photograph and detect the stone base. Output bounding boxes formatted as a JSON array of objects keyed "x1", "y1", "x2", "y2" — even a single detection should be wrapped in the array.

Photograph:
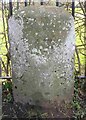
[{"x1": 2, "y1": 102, "x2": 73, "y2": 118}]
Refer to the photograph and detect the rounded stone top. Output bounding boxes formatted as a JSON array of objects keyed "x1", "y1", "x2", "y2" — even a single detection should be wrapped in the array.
[
  {"x1": 14, "y1": 5, "x2": 71, "y2": 15},
  {"x1": 9, "y1": 6, "x2": 74, "y2": 47}
]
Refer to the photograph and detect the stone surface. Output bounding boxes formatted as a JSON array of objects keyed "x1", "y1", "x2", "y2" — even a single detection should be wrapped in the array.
[{"x1": 9, "y1": 6, "x2": 75, "y2": 108}]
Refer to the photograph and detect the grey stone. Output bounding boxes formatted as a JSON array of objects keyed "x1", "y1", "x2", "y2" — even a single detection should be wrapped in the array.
[{"x1": 9, "y1": 6, "x2": 75, "y2": 108}]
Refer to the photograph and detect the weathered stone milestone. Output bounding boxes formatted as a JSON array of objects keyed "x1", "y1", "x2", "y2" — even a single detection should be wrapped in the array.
[{"x1": 9, "y1": 6, "x2": 75, "y2": 108}]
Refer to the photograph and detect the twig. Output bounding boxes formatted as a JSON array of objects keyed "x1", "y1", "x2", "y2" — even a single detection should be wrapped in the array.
[
  {"x1": 79, "y1": 2, "x2": 85, "y2": 16},
  {"x1": 2, "y1": 2, "x2": 8, "y2": 51},
  {"x1": 75, "y1": 46, "x2": 81, "y2": 74},
  {"x1": 76, "y1": 44, "x2": 86, "y2": 47}
]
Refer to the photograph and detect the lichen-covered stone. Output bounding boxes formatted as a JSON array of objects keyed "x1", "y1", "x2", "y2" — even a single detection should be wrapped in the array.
[{"x1": 9, "y1": 6, "x2": 75, "y2": 107}]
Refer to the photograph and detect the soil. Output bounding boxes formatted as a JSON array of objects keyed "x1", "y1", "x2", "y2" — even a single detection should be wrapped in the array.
[{"x1": 2, "y1": 101, "x2": 73, "y2": 119}]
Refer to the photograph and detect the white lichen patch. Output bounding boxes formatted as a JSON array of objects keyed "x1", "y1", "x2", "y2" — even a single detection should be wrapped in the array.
[
  {"x1": 54, "y1": 15, "x2": 56, "y2": 18},
  {"x1": 52, "y1": 30, "x2": 55, "y2": 33},
  {"x1": 48, "y1": 14, "x2": 50, "y2": 17},
  {"x1": 58, "y1": 39, "x2": 61, "y2": 42},
  {"x1": 30, "y1": 54, "x2": 47, "y2": 65},
  {"x1": 59, "y1": 31, "x2": 61, "y2": 34},
  {"x1": 39, "y1": 46, "x2": 43, "y2": 50},
  {"x1": 31, "y1": 10, "x2": 34, "y2": 13},
  {"x1": 53, "y1": 18, "x2": 56, "y2": 20},
  {"x1": 44, "y1": 48, "x2": 48, "y2": 52},
  {"x1": 21, "y1": 11, "x2": 25, "y2": 14},
  {"x1": 45, "y1": 37, "x2": 48, "y2": 40},
  {"x1": 41, "y1": 23, "x2": 44, "y2": 26},
  {"x1": 38, "y1": 49, "x2": 42, "y2": 55},
  {"x1": 53, "y1": 24, "x2": 55, "y2": 27},
  {"x1": 58, "y1": 21, "x2": 61, "y2": 23},
  {"x1": 28, "y1": 18, "x2": 34, "y2": 21},
  {"x1": 35, "y1": 32, "x2": 38, "y2": 35},
  {"x1": 62, "y1": 27, "x2": 66, "y2": 30},
  {"x1": 32, "y1": 48, "x2": 38, "y2": 53},
  {"x1": 49, "y1": 46, "x2": 51, "y2": 49},
  {"x1": 31, "y1": 22, "x2": 33, "y2": 25}
]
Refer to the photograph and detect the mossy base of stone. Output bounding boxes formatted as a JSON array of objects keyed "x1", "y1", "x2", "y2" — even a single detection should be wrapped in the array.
[{"x1": 2, "y1": 101, "x2": 73, "y2": 118}]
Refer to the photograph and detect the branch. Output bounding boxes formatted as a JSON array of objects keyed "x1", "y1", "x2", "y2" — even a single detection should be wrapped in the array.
[
  {"x1": 75, "y1": 46, "x2": 81, "y2": 74},
  {"x1": 76, "y1": 44, "x2": 86, "y2": 47},
  {"x1": 79, "y1": 2, "x2": 85, "y2": 16}
]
